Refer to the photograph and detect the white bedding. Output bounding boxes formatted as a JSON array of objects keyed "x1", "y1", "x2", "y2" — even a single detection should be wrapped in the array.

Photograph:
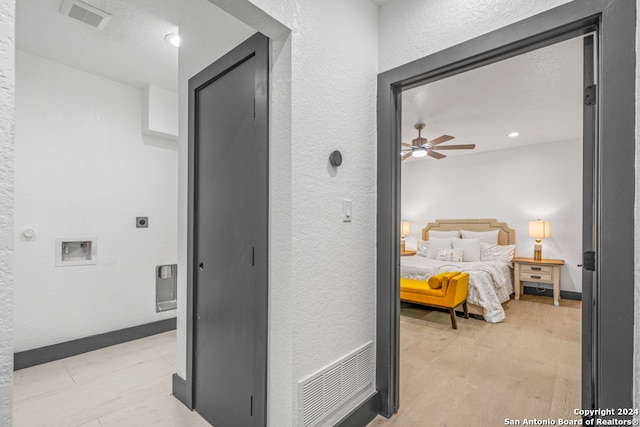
[{"x1": 400, "y1": 256, "x2": 513, "y2": 323}]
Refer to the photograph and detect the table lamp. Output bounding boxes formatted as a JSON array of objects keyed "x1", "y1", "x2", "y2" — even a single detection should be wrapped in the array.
[
  {"x1": 528, "y1": 219, "x2": 550, "y2": 260},
  {"x1": 401, "y1": 221, "x2": 410, "y2": 252}
]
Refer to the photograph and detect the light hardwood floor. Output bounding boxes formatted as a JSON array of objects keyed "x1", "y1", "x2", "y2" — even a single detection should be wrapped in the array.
[
  {"x1": 369, "y1": 295, "x2": 582, "y2": 427},
  {"x1": 13, "y1": 330, "x2": 210, "y2": 427},
  {"x1": 14, "y1": 295, "x2": 580, "y2": 427}
]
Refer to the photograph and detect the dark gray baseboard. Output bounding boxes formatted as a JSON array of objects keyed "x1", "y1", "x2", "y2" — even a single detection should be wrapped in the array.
[
  {"x1": 172, "y1": 373, "x2": 191, "y2": 409},
  {"x1": 14, "y1": 317, "x2": 176, "y2": 370},
  {"x1": 334, "y1": 392, "x2": 378, "y2": 427},
  {"x1": 523, "y1": 286, "x2": 582, "y2": 301}
]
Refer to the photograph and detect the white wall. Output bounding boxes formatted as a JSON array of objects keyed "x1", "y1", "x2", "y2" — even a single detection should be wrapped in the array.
[
  {"x1": 142, "y1": 84, "x2": 179, "y2": 140},
  {"x1": 265, "y1": 32, "x2": 294, "y2": 426},
  {"x1": 0, "y1": 0, "x2": 15, "y2": 424},
  {"x1": 379, "y1": 0, "x2": 573, "y2": 73},
  {"x1": 402, "y1": 139, "x2": 583, "y2": 292},
  {"x1": 242, "y1": 1, "x2": 379, "y2": 425},
  {"x1": 13, "y1": 51, "x2": 178, "y2": 351}
]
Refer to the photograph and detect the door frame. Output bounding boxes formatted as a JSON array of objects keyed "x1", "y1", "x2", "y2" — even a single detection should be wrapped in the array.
[
  {"x1": 184, "y1": 32, "x2": 269, "y2": 424},
  {"x1": 376, "y1": 0, "x2": 635, "y2": 418}
]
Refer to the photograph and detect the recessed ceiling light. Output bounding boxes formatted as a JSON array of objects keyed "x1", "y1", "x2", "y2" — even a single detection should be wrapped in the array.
[
  {"x1": 165, "y1": 33, "x2": 180, "y2": 48},
  {"x1": 508, "y1": 132, "x2": 520, "y2": 138}
]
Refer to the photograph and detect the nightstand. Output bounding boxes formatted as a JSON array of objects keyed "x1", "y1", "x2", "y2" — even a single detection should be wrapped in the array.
[
  {"x1": 512, "y1": 257, "x2": 565, "y2": 306},
  {"x1": 400, "y1": 250, "x2": 416, "y2": 256}
]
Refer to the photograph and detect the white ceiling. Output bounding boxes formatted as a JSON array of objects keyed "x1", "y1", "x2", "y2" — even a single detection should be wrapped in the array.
[
  {"x1": 401, "y1": 36, "x2": 584, "y2": 162},
  {"x1": 16, "y1": 0, "x2": 226, "y2": 92},
  {"x1": 17, "y1": 1, "x2": 583, "y2": 151},
  {"x1": 16, "y1": 0, "x2": 389, "y2": 92}
]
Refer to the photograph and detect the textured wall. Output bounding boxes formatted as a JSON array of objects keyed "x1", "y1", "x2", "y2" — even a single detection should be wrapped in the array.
[
  {"x1": 378, "y1": 0, "x2": 573, "y2": 72},
  {"x1": 264, "y1": 31, "x2": 293, "y2": 426},
  {"x1": 241, "y1": 1, "x2": 379, "y2": 425},
  {"x1": 14, "y1": 51, "x2": 178, "y2": 351},
  {"x1": 0, "y1": 0, "x2": 14, "y2": 424},
  {"x1": 402, "y1": 139, "x2": 583, "y2": 291}
]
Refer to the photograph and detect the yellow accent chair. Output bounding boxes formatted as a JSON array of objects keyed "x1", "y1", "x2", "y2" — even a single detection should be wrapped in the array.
[{"x1": 400, "y1": 271, "x2": 469, "y2": 329}]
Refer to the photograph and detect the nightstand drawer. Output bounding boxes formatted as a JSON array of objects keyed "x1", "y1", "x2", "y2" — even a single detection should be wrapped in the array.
[
  {"x1": 521, "y1": 264, "x2": 553, "y2": 275},
  {"x1": 521, "y1": 272, "x2": 552, "y2": 282}
]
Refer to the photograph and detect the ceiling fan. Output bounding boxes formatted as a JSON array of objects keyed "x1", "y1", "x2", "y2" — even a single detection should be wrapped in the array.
[{"x1": 401, "y1": 123, "x2": 476, "y2": 161}]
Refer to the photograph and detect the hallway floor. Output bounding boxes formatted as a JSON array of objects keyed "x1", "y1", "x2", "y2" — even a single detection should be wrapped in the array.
[
  {"x1": 13, "y1": 330, "x2": 209, "y2": 427},
  {"x1": 14, "y1": 294, "x2": 580, "y2": 427}
]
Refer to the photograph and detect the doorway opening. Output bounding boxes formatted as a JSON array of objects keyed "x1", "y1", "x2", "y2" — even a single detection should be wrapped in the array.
[
  {"x1": 393, "y1": 35, "x2": 585, "y2": 425},
  {"x1": 376, "y1": 0, "x2": 635, "y2": 421}
]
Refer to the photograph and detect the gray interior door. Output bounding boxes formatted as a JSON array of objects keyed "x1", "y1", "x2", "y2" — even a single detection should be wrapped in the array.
[{"x1": 189, "y1": 33, "x2": 268, "y2": 427}]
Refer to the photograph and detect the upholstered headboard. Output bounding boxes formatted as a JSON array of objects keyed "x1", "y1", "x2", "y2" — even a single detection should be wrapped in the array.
[{"x1": 422, "y1": 218, "x2": 516, "y2": 245}]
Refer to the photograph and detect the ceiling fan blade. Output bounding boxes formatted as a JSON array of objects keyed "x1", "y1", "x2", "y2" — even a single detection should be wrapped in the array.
[
  {"x1": 428, "y1": 150, "x2": 446, "y2": 159},
  {"x1": 432, "y1": 144, "x2": 476, "y2": 150},
  {"x1": 401, "y1": 152, "x2": 413, "y2": 161},
  {"x1": 401, "y1": 143, "x2": 413, "y2": 148},
  {"x1": 428, "y1": 135, "x2": 455, "y2": 147}
]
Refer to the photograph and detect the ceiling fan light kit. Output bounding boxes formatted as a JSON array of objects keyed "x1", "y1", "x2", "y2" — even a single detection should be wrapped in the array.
[
  {"x1": 412, "y1": 148, "x2": 427, "y2": 158},
  {"x1": 400, "y1": 122, "x2": 476, "y2": 161}
]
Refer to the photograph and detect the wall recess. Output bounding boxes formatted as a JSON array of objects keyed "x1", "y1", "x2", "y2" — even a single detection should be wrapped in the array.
[{"x1": 55, "y1": 237, "x2": 98, "y2": 266}]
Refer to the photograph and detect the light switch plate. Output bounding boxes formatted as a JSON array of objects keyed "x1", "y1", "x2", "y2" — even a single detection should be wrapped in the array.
[{"x1": 343, "y1": 199, "x2": 352, "y2": 222}]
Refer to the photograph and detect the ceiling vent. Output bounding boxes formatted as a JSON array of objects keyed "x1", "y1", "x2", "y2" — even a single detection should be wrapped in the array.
[{"x1": 59, "y1": 0, "x2": 111, "y2": 30}]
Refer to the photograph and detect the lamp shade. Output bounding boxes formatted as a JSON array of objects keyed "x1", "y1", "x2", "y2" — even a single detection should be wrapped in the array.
[
  {"x1": 401, "y1": 221, "x2": 411, "y2": 236},
  {"x1": 528, "y1": 220, "x2": 550, "y2": 240}
]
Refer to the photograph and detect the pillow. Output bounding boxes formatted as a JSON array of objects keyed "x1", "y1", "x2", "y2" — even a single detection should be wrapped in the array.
[
  {"x1": 428, "y1": 230, "x2": 461, "y2": 239},
  {"x1": 427, "y1": 238, "x2": 453, "y2": 259},
  {"x1": 436, "y1": 248, "x2": 464, "y2": 262},
  {"x1": 416, "y1": 240, "x2": 429, "y2": 257},
  {"x1": 460, "y1": 229, "x2": 500, "y2": 245},
  {"x1": 427, "y1": 271, "x2": 459, "y2": 289},
  {"x1": 427, "y1": 275, "x2": 443, "y2": 289},
  {"x1": 480, "y1": 242, "x2": 516, "y2": 263},
  {"x1": 452, "y1": 238, "x2": 481, "y2": 262}
]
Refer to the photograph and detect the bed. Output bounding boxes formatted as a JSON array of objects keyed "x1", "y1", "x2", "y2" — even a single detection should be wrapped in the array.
[{"x1": 400, "y1": 218, "x2": 516, "y2": 323}]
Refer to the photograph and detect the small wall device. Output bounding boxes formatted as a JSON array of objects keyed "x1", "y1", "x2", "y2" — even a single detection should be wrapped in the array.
[{"x1": 329, "y1": 150, "x2": 343, "y2": 167}]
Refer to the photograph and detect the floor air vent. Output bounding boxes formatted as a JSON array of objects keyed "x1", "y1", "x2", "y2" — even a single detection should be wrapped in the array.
[
  {"x1": 59, "y1": 0, "x2": 112, "y2": 30},
  {"x1": 298, "y1": 342, "x2": 373, "y2": 427}
]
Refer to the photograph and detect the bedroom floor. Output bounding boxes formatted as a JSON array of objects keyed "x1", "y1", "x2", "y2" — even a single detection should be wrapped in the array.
[{"x1": 368, "y1": 294, "x2": 582, "y2": 427}]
